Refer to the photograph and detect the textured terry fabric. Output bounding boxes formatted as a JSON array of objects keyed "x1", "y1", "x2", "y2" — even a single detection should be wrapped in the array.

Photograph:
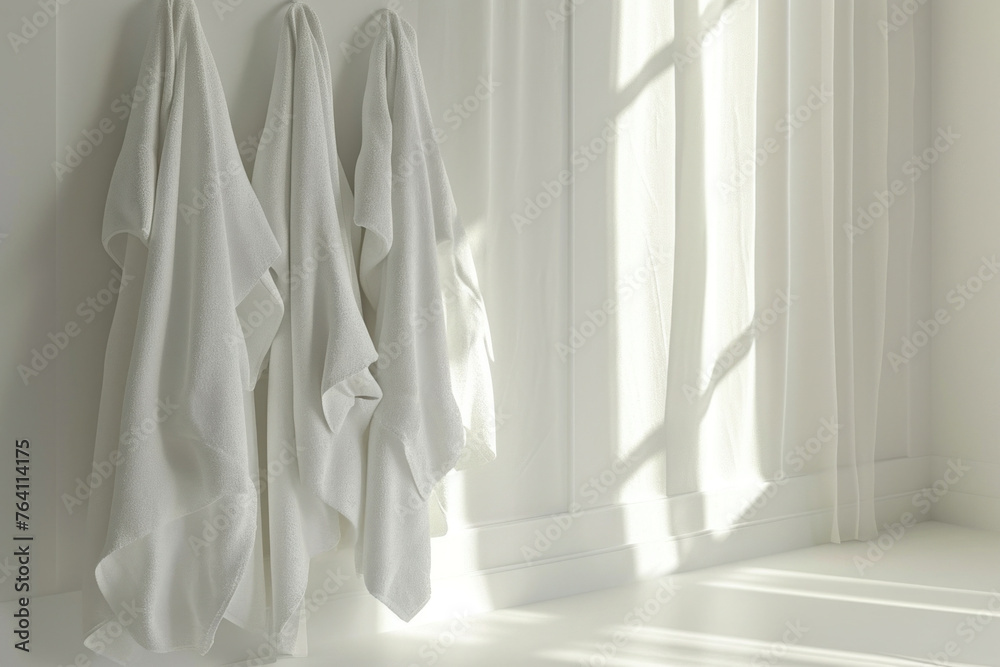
[
  {"x1": 353, "y1": 9, "x2": 496, "y2": 621},
  {"x1": 250, "y1": 2, "x2": 381, "y2": 656},
  {"x1": 81, "y1": 0, "x2": 283, "y2": 661}
]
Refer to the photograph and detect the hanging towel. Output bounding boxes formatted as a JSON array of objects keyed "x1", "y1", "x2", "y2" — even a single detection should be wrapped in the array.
[
  {"x1": 82, "y1": 0, "x2": 283, "y2": 662},
  {"x1": 353, "y1": 8, "x2": 496, "y2": 621},
  {"x1": 250, "y1": 1, "x2": 381, "y2": 656}
]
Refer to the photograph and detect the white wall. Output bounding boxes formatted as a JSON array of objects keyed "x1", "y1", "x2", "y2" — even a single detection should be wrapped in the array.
[
  {"x1": 0, "y1": 2, "x2": 938, "y2": 659},
  {"x1": 931, "y1": 0, "x2": 1000, "y2": 530}
]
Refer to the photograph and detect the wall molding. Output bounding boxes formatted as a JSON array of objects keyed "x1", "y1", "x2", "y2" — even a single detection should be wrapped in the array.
[{"x1": 306, "y1": 455, "x2": 932, "y2": 639}]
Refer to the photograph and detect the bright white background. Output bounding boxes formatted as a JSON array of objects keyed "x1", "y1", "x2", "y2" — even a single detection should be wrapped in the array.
[{"x1": 4, "y1": 1, "x2": 988, "y2": 660}]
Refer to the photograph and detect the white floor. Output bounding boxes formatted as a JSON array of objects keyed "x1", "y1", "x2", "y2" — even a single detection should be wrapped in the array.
[{"x1": 7, "y1": 521, "x2": 1000, "y2": 666}]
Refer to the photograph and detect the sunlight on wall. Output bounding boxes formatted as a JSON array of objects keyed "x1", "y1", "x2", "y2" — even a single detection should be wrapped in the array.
[
  {"x1": 612, "y1": 0, "x2": 675, "y2": 507},
  {"x1": 686, "y1": 0, "x2": 764, "y2": 518},
  {"x1": 611, "y1": 0, "x2": 769, "y2": 533}
]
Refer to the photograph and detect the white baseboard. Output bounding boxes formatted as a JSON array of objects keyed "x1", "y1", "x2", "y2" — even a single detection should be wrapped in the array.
[
  {"x1": 306, "y1": 456, "x2": 933, "y2": 639},
  {"x1": 928, "y1": 454, "x2": 1000, "y2": 531}
]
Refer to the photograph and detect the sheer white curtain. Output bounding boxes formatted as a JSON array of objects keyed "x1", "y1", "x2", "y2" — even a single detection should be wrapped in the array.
[
  {"x1": 407, "y1": 0, "x2": 574, "y2": 528},
  {"x1": 665, "y1": 0, "x2": 924, "y2": 542},
  {"x1": 404, "y1": 0, "x2": 925, "y2": 555}
]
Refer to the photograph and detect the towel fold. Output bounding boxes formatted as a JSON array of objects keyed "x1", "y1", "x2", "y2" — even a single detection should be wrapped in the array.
[
  {"x1": 251, "y1": 2, "x2": 381, "y2": 655},
  {"x1": 82, "y1": 0, "x2": 283, "y2": 662},
  {"x1": 353, "y1": 8, "x2": 496, "y2": 621}
]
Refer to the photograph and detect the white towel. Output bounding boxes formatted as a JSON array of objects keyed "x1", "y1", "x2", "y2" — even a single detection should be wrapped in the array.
[
  {"x1": 250, "y1": 1, "x2": 381, "y2": 656},
  {"x1": 82, "y1": 0, "x2": 283, "y2": 662},
  {"x1": 353, "y1": 9, "x2": 496, "y2": 621}
]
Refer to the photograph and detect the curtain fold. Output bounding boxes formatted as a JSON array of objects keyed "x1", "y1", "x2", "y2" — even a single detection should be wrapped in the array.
[
  {"x1": 412, "y1": 0, "x2": 572, "y2": 526},
  {"x1": 665, "y1": 0, "x2": 916, "y2": 542},
  {"x1": 408, "y1": 0, "x2": 921, "y2": 547}
]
